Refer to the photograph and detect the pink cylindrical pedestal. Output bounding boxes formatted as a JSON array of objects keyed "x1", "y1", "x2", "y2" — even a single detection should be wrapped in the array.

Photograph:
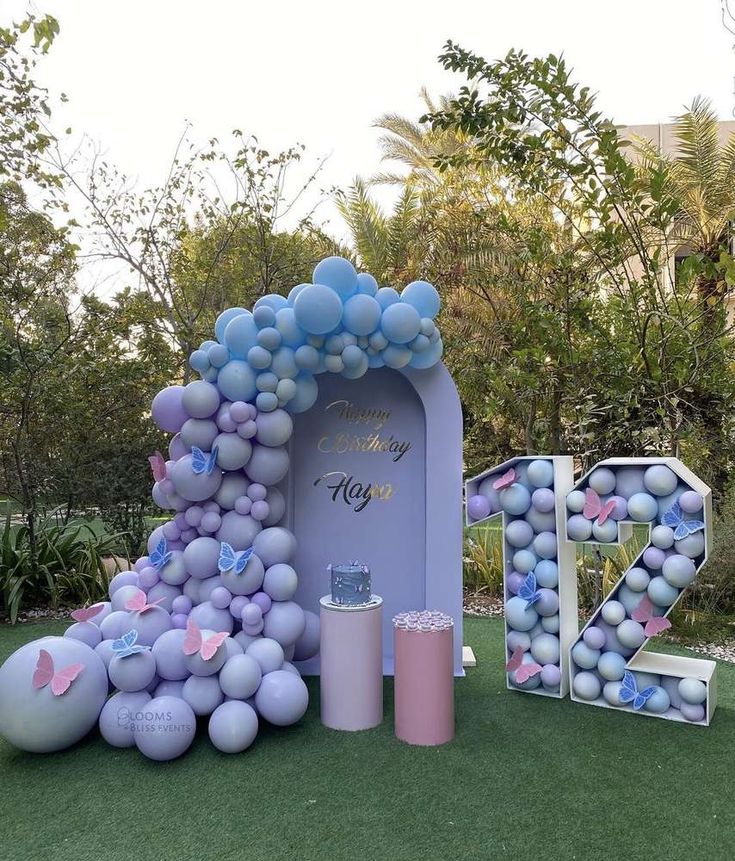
[
  {"x1": 319, "y1": 595, "x2": 383, "y2": 731},
  {"x1": 394, "y1": 614, "x2": 454, "y2": 746}
]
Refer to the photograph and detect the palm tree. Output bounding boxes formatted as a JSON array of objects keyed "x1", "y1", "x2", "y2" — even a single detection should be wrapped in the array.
[{"x1": 633, "y1": 97, "x2": 735, "y2": 310}]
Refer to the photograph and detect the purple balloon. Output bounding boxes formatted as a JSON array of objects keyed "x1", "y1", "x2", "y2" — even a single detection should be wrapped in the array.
[
  {"x1": 467, "y1": 494, "x2": 491, "y2": 521},
  {"x1": 134, "y1": 696, "x2": 196, "y2": 761},
  {"x1": 531, "y1": 488, "x2": 555, "y2": 513},
  {"x1": 151, "y1": 386, "x2": 189, "y2": 433},
  {"x1": 643, "y1": 546, "x2": 666, "y2": 571},
  {"x1": 251, "y1": 592, "x2": 272, "y2": 614},
  {"x1": 506, "y1": 571, "x2": 525, "y2": 595}
]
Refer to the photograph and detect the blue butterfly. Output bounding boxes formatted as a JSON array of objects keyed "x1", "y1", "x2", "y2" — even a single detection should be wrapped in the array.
[
  {"x1": 111, "y1": 629, "x2": 149, "y2": 658},
  {"x1": 619, "y1": 670, "x2": 656, "y2": 710},
  {"x1": 149, "y1": 537, "x2": 172, "y2": 571},
  {"x1": 661, "y1": 501, "x2": 705, "y2": 541},
  {"x1": 191, "y1": 445, "x2": 218, "y2": 476},
  {"x1": 218, "y1": 542, "x2": 254, "y2": 575},
  {"x1": 518, "y1": 572, "x2": 542, "y2": 608}
]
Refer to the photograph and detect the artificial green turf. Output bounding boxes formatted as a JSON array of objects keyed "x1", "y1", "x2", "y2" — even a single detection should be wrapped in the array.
[{"x1": 0, "y1": 618, "x2": 733, "y2": 861}]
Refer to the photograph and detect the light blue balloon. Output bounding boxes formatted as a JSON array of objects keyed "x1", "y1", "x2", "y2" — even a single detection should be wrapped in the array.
[
  {"x1": 254, "y1": 293, "x2": 289, "y2": 312},
  {"x1": 600, "y1": 600, "x2": 626, "y2": 625},
  {"x1": 592, "y1": 518, "x2": 618, "y2": 543},
  {"x1": 324, "y1": 334, "x2": 344, "y2": 355},
  {"x1": 341, "y1": 344, "x2": 364, "y2": 370},
  {"x1": 408, "y1": 337, "x2": 443, "y2": 369},
  {"x1": 530, "y1": 633, "x2": 560, "y2": 664},
  {"x1": 512, "y1": 549, "x2": 537, "y2": 574},
  {"x1": 588, "y1": 467, "x2": 616, "y2": 495},
  {"x1": 573, "y1": 671, "x2": 601, "y2": 701},
  {"x1": 294, "y1": 344, "x2": 320, "y2": 371},
  {"x1": 257, "y1": 326, "x2": 282, "y2": 351},
  {"x1": 288, "y1": 283, "x2": 310, "y2": 306},
  {"x1": 256, "y1": 372, "x2": 278, "y2": 393},
  {"x1": 381, "y1": 302, "x2": 422, "y2": 344},
  {"x1": 567, "y1": 514, "x2": 592, "y2": 541},
  {"x1": 625, "y1": 566, "x2": 650, "y2": 592},
  {"x1": 662, "y1": 554, "x2": 696, "y2": 588},
  {"x1": 313, "y1": 256, "x2": 358, "y2": 300},
  {"x1": 224, "y1": 313, "x2": 258, "y2": 359},
  {"x1": 541, "y1": 614, "x2": 560, "y2": 633},
  {"x1": 651, "y1": 525, "x2": 675, "y2": 549},
  {"x1": 248, "y1": 345, "x2": 272, "y2": 369},
  {"x1": 287, "y1": 373, "x2": 318, "y2": 414},
  {"x1": 275, "y1": 307, "x2": 307, "y2": 348},
  {"x1": 401, "y1": 280, "x2": 440, "y2": 318},
  {"x1": 603, "y1": 680, "x2": 624, "y2": 706},
  {"x1": 293, "y1": 284, "x2": 343, "y2": 335},
  {"x1": 566, "y1": 490, "x2": 586, "y2": 513},
  {"x1": 678, "y1": 677, "x2": 707, "y2": 705},
  {"x1": 383, "y1": 344, "x2": 412, "y2": 369},
  {"x1": 644, "y1": 686, "x2": 671, "y2": 714},
  {"x1": 598, "y1": 651, "x2": 627, "y2": 681},
  {"x1": 674, "y1": 532, "x2": 705, "y2": 559},
  {"x1": 499, "y1": 483, "x2": 531, "y2": 516},
  {"x1": 647, "y1": 575, "x2": 679, "y2": 607},
  {"x1": 572, "y1": 641, "x2": 601, "y2": 670},
  {"x1": 617, "y1": 583, "x2": 646, "y2": 616},
  {"x1": 614, "y1": 467, "x2": 645, "y2": 499},
  {"x1": 505, "y1": 520, "x2": 534, "y2": 548},
  {"x1": 527, "y1": 459, "x2": 554, "y2": 488},
  {"x1": 533, "y1": 531, "x2": 558, "y2": 559},
  {"x1": 356, "y1": 272, "x2": 378, "y2": 295},
  {"x1": 217, "y1": 361, "x2": 257, "y2": 403},
  {"x1": 207, "y1": 343, "x2": 230, "y2": 368},
  {"x1": 215, "y1": 308, "x2": 248, "y2": 343},
  {"x1": 644, "y1": 465, "x2": 678, "y2": 497},
  {"x1": 256, "y1": 392, "x2": 278, "y2": 412},
  {"x1": 342, "y1": 293, "x2": 382, "y2": 336},
  {"x1": 253, "y1": 305, "x2": 276, "y2": 328},
  {"x1": 271, "y1": 346, "x2": 298, "y2": 380},
  {"x1": 505, "y1": 595, "x2": 539, "y2": 631},
  {"x1": 375, "y1": 287, "x2": 400, "y2": 309},
  {"x1": 189, "y1": 349, "x2": 210, "y2": 372},
  {"x1": 616, "y1": 619, "x2": 646, "y2": 649},
  {"x1": 535, "y1": 560, "x2": 558, "y2": 588},
  {"x1": 627, "y1": 492, "x2": 658, "y2": 522}
]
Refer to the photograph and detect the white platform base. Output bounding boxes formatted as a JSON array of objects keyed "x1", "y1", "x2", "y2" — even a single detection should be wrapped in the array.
[{"x1": 462, "y1": 645, "x2": 477, "y2": 668}]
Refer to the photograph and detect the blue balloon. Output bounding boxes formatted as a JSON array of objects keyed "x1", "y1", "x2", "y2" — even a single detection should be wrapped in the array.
[
  {"x1": 257, "y1": 327, "x2": 281, "y2": 351},
  {"x1": 381, "y1": 303, "x2": 422, "y2": 344},
  {"x1": 224, "y1": 313, "x2": 258, "y2": 359},
  {"x1": 382, "y1": 344, "x2": 412, "y2": 368},
  {"x1": 287, "y1": 373, "x2": 318, "y2": 414},
  {"x1": 293, "y1": 284, "x2": 343, "y2": 335},
  {"x1": 408, "y1": 337, "x2": 443, "y2": 369},
  {"x1": 217, "y1": 360, "x2": 257, "y2": 403},
  {"x1": 341, "y1": 352, "x2": 369, "y2": 379},
  {"x1": 189, "y1": 349, "x2": 210, "y2": 372},
  {"x1": 275, "y1": 307, "x2": 306, "y2": 348},
  {"x1": 401, "y1": 280, "x2": 440, "y2": 318},
  {"x1": 356, "y1": 272, "x2": 378, "y2": 295},
  {"x1": 376, "y1": 287, "x2": 400, "y2": 309},
  {"x1": 215, "y1": 308, "x2": 248, "y2": 343},
  {"x1": 271, "y1": 346, "x2": 298, "y2": 380},
  {"x1": 207, "y1": 343, "x2": 230, "y2": 368},
  {"x1": 313, "y1": 256, "x2": 358, "y2": 300},
  {"x1": 294, "y1": 344, "x2": 320, "y2": 371},
  {"x1": 252, "y1": 305, "x2": 276, "y2": 328},
  {"x1": 288, "y1": 283, "x2": 310, "y2": 305},
  {"x1": 256, "y1": 392, "x2": 279, "y2": 412},
  {"x1": 247, "y1": 345, "x2": 272, "y2": 369},
  {"x1": 254, "y1": 294, "x2": 289, "y2": 312},
  {"x1": 341, "y1": 344, "x2": 364, "y2": 369},
  {"x1": 342, "y1": 294, "x2": 382, "y2": 336}
]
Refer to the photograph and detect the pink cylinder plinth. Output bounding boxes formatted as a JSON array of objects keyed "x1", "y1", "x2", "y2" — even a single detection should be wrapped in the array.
[
  {"x1": 319, "y1": 596, "x2": 383, "y2": 731},
  {"x1": 394, "y1": 626, "x2": 454, "y2": 746}
]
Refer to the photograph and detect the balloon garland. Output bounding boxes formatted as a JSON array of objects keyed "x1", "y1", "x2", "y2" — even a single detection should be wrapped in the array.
[{"x1": 0, "y1": 257, "x2": 444, "y2": 759}]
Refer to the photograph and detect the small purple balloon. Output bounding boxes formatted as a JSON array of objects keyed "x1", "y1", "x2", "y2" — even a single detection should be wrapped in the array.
[
  {"x1": 211, "y1": 586, "x2": 232, "y2": 610},
  {"x1": 138, "y1": 567, "x2": 160, "y2": 590},
  {"x1": 242, "y1": 604, "x2": 263, "y2": 626},
  {"x1": 201, "y1": 511, "x2": 222, "y2": 533},
  {"x1": 235, "y1": 496, "x2": 252, "y2": 515},
  {"x1": 248, "y1": 483, "x2": 267, "y2": 502},
  {"x1": 172, "y1": 595, "x2": 192, "y2": 615},
  {"x1": 251, "y1": 592, "x2": 272, "y2": 614},
  {"x1": 679, "y1": 491, "x2": 703, "y2": 514},
  {"x1": 531, "y1": 488, "x2": 555, "y2": 513},
  {"x1": 230, "y1": 595, "x2": 250, "y2": 618},
  {"x1": 184, "y1": 505, "x2": 204, "y2": 527},
  {"x1": 506, "y1": 571, "x2": 525, "y2": 595},
  {"x1": 171, "y1": 613, "x2": 188, "y2": 629},
  {"x1": 540, "y1": 664, "x2": 561, "y2": 688},
  {"x1": 251, "y1": 500, "x2": 270, "y2": 522},
  {"x1": 607, "y1": 495, "x2": 628, "y2": 520},
  {"x1": 583, "y1": 626, "x2": 606, "y2": 650},
  {"x1": 643, "y1": 546, "x2": 666, "y2": 571},
  {"x1": 230, "y1": 401, "x2": 254, "y2": 423},
  {"x1": 467, "y1": 494, "x2": 491, "y2": 521}
]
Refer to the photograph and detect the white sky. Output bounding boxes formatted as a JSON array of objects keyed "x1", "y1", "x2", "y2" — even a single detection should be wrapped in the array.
[{"x1": 6, "y1": 0, "x2": 735, "y2": 289}]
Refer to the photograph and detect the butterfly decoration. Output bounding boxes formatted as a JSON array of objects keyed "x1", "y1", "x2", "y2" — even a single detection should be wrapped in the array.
[
  {"x1": 32, "y1": 649, "x2": 84, "y2": 696},
  {"x1": 518, "y1": 572, "x2": 542, "y2": 609},
  {"x1": 493, "y1": 467, "x2": 516, "y2": 491},
  {"x1": 71, "y1": 603, "x2": 104, "y2": 623},
  {"x1": 632, "y1": 595, "x2": 672, "y2": 637},
  {"x1": 125, "y1": 590, "x2": 164, "y2": 614},
  {"x1": 583, "y1": 488, "x2": 616, "y2": 525},
  {"x1": 661, "y1": 501, "x2": 705, "y2": 541},
  {"x1": 217, "y1": 542, "x2": 254, "y2": 575},
  {"x1": 183, "y1": 619, "x2": 229, "y2": 661},
  {"x1": 191, "y1": 446, "x2": 219, "y2": 476},
  {"x1": 148, "y1": 451, "x2": 167, "y2": 483},
  {"x1": 619, "y1": 670, "x2": 656, "y2": 710},
  {"x1": 111, "y1": 629, "x2": 149, "y2": 658},
  {"x1": 149, "y1": 537, "x2": 172, "y2": 571},
  {"x1": 505, "y1": 646, "x2": 542, "y2": 684}
]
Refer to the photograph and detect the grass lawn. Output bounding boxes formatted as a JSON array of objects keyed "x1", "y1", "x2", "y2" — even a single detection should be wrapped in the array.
[{"x1": 0, "y1": 618, "x2": 733, "y2": 861}]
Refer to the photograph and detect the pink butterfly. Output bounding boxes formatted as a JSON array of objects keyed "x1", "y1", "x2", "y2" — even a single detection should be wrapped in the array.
[
  {"x1": 505, "y1": 646, "x2": 543, "y2": 683},
  {"x1": 32, "y1": 649, "x2": 84, "y2": 696},
  {"x1": 148, "y1": 451, "x2": 167, "y2": 483},
  {"x1": 583, "y1": 488, "x2": 616, "y2": 524},
  {"x1": 632, "y1": 595, "x2": 672, "y2": 637},
  {"x1": 71, "y1": 602, "x2": 104, "y2": 623},
  {"x1": 125, "y1": 589, "x2": 164, "y2": 614},
  {"x1": 493, "y1": 467, "x2": 516, "y2": 491},
  {"x1": 183, "y1": 619, "x2": 229, "y2": 661}
]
